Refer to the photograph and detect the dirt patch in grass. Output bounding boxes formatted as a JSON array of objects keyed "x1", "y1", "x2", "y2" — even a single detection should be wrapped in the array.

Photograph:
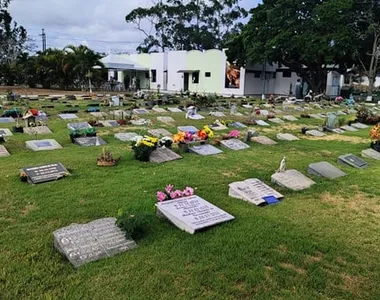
[
  {"x1": 279, "y1": 263, "x2": 306, "y2": 275},
  {"x1": 305, "y1": 252, "x2": 324, "y2": 264},
  {"x1": 21, "y1": 203, "x2": 37, "y2": 216},
  {"x1": 303, "y1": 135, "x2": 368, "y2": 144},
  {"x1": 261, "y1": 123, "x2": 305, "y2": 134}
]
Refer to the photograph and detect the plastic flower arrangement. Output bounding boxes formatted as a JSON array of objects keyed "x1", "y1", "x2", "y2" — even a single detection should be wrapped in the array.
[
  {"x1": 156, "y1": 184, "x2": 195, "y2": 202},
  {"x1": 228, "y1": 130, "x2": 240, "y2": 138},
  {"x1": 335, "y1": 96, "x2": 344, "y2": 103},
  {"x1": 369, "y1": 124, "x2": 380, "y2": 142},
  {"x1": 197, "y1": 125, "x2": 214, "y2": 140},
  {"x1": 159, "y1": 136, "x2": 173, "y2": 148},
  {"x1": 131, "y1": 136, "x2": 159, "y2": 161}
]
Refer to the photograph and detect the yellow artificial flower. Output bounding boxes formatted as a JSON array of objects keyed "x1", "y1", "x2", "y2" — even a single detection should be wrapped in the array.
[{"x1": 141, "y1": 140, "x2": 155, "y2": 147}]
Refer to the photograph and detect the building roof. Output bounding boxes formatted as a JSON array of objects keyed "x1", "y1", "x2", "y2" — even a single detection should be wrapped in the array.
[{"x1": 100, "y1": 55, "x2": 149, "y2": 71}]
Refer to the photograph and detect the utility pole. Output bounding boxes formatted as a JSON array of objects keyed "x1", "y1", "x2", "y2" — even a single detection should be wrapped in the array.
[{"x1": 39, "y1": 29, "x2": 46, "y2": 51}]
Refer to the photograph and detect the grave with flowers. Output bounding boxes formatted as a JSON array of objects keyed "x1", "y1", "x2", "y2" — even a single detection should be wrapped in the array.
[
  {"x1": 155, "y1": 185, "x2": 234, "y2": 234},
  {"x1": 173, "y1": 125, "x2": 214, "y2": 153}
]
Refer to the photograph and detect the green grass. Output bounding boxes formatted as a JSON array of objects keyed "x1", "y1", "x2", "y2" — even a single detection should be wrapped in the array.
[{"x1": 1, "y1": 101, "x2": 380, "y2": 299}]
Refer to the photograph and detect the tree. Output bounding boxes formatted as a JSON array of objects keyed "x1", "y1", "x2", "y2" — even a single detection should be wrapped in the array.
[
  {"x1": 125, "y1": 0, "x2": 247, "y2": 52},
  {"x1": 352, "y1": 0, "x2": 380, "y2": 96},
  {"x1": 227, "y1": 0, "x2": 356, "y2": 93}
]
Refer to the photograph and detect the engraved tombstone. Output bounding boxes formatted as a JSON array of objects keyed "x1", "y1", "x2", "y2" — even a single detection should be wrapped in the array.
[
  {"x1": 351, "y1": 123, "x2": 369, "y2": 129},
  {"x1": 271, "y1": 169, "x2": 315, "y2": 191},
  {"x1": 156, "y1": 195, "x2": 234, "y2": 234},
  {"x1": 0, "y1": 117, "x2": 15, "y2": 123},
  {"x1": 59, "y1": 114, "x2": 78, "y2": 120},
  {"x1": 0, "y1": 145, "x2": 10, "y2": 157},
  {"x1": 0, "y1": 128, "x2": 13, "y2": 136},
  {"x1": 75, "y1": 136, "x2": 106, "y2": 147},
  {"x1": 157, "y1": 116, "x2": 175, "y2": 124},
  {"x1": 220, "y1": 139, "x2": 250, "y2": 151},
  {"x1": 189, "y1": 144, "x2": 223, "y2": 156},
  {"x1": 276, "y1": 133, "x2": 300, "y2": 141},
  {"x1": 23, "y1": 162, "x2": 70, "y2": 184},
  {"x1": 361, "y1": 148, "x2": 380, "y2": 161},
  {"x1": 307, "y1": 161, "x2": 346, "y2": 179},
  {"x1": 67, "y1": 122, "x2": 92, "y2": 130},
  {"x1": 150, "y1": 148, "x2": 182, "y2": 163},
  {"x1": 152, "y1": 107, "x2": 167, "y2": 113},
  {"x1": 24, "y1": 126, "x2": 52, "y2": 135},
  {"x1": 133, "y1": 109, "x2": 149, "y2": 115},
  {"x1": 177, "y1": 126, "x2": 198, "y2": 133},
  {"x1": 251, "y1": 136, "x2": 277, "y2": 145},
  {"x1": 282, "y1": 115, "x2": 298, "y2": 121},
  {"x1": 305, "y1": 130, "x2": 326, "y2": 137},
  {"x1": 26, "y1": 139, "x2": 63, "y2": 151},
  {"x1": 341, "y1": 125, "x2": 358, "y2": 132},
  {"x1": 148, "y1": 129, "x2": 172, "y2": 137},
  {"x1": 268, "y1": 118, "x2": 284, "y2": 124},
  {"x1": 167, "y1": 107, "x2": 183, "y2": 113},
  {"x1": 256, "y1": 120, "x2": 270, "y2": 126},
  {"x1": 114, "y1": 132, "x2": 141, "y2": 142},
  {"x1": 338, "y1": 154, "x2": 368, "y2": 169}
]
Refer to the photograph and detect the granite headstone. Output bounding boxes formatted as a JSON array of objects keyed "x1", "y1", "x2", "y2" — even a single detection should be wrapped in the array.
[
  {"x1": 307, "y1": 161, "x2": 346, "y2": 179},
  {"x1": 338, "y1": 154, "x2": 368, "y2": 169},
  {"x1": 361, "y1": 148, "x2": 380, "y2": 161},
  {"x1": 271, "y1": 170, "x2": 315, "y2": 191},
  {"x1": 23, "y1": 162, "x2": 70, "y2": 184},
  {"x1": 150, "y1": 148, "x2": 182, "y2": 163}
]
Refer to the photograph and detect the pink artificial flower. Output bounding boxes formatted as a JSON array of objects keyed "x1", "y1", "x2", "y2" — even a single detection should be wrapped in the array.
[
  {"x1": 169, "y1": 191, "x2": 177, "y2": 199},
  {"x1": 165, "y1": 184, "x2": 174, "y2": 194},
  {"x1": 174, "y1": 190, "x2": 183, "y2": 198},
  {"x1": 183, "y1": 187, "x2": 194, "y2": 196},
  {"x1": 229, "y1": 130, "x2": 240, "y2": 138},
  {"x1": 156, "y1": 191, "x2": 167, "y2": 202},
  {"x1": 185, "y1": 132, "x2": 193, "y2": 141}
]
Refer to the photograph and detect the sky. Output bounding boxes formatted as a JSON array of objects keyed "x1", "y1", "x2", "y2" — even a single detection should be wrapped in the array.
[{"x1": 9, "y1": 0, "x2": 261, "y2": 54}]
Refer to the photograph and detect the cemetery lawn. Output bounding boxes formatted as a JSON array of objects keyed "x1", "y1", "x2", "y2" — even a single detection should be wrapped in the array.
[{"x1": 1, "y1": 100, "x2": 380, "y2": 299}]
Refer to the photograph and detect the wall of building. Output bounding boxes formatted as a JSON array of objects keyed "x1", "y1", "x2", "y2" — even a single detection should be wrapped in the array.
[{"x1": 167, "y1": 51, "x2": 187, "y2": 92}]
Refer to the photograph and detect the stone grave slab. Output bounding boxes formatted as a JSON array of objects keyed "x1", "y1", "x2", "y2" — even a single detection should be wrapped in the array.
[
  {"x1": 75, "y1": 136, "x2": 107, "y2": 147},
  {"x1": 156, "y1": 195, "x2": 234, "y2": 234},
  {"x1": 152, "y1": 107, "x2": 167, "y2": 113},
  {"x1": 0, "y1": 145, "x2": 10, "y2": 157},
  {"x1": 189, "y1": 144, "x2": 223, "y2": 156},
  {"x1": 229, "y1": 178, "x2": 284, "y2": 206},
  {"x1": 133, "y1": 108, "x2": 149, "y2": 115},
  {"x1": 0, "y1": 117, "x2": 15, "y2": 123},
  {"x1": 351, "y1": 123, "x2": 369, "y2": 129},
  {"x1": 220, "y1": 139, "x2": 250, "y2": 151},
  {"x1": 309, "y1": 114, "x2": 323, "y2": 119},
  {"x1": 67, "y1": 122, "x2": 92, "y2": 130},
  {"x1": 273, "y1": 109, "x2": 283, "y2": 114},
  {"x1": 230, "y1": 122, "x2": 247, "y2": 128},
  {"x1": 210, "y1": 112, "x2": 226, "y2": 117},
  {"x1": 251, "y1": 136, "x2": 277, "y2": 145},
  {"x1": 150, "y1": 148, "x2": 182, "y2": 163},
  {"x1": 26, "y1": 139, "x2": 63, "y2": 151},
  {"x1": 268, "y1": 118, "x2": 284, "y2": 124},
  {"x1": 242, "y1": 104, "x2": 253, "y2": 109},
  {"x1": 341, "y1": 125, "x2": 358, "y2": 132},
  {"x1": 157, "y1": 116, "x2": 175, "y2": 124},
  {"x1": 283, "y1": 115, "x2": 298, "y2": 121},
  {"x1": 210, "y1": 123, "x2": 228, "y2": 131},
  {"x1": 308, "y1": 161, "x2": 346, "y2": 179},
  {"x1": 101, "y1": 120, "x2": 120, "y2": 127},
  {"x1": 109, "y1": 110, "x2": 126, "y2": 118},
  {"x1": 338, "y1": 154, "x2": 368, "y2": 169},
  {"x1": 332, "y1": 128, "x2": 345, "y2": 134},
  {"x1": 231, "y1": 112, "x2": 244, "y2": 116},
  {"x1": 317, "y1": 113, "x2": 327, "y2": 118},
  {"x1": 188, "y1": 114, "x2": 205, "y2": 120},
  {"x1": 178, "y1": 126, "x2": 198, "y2": 133},
  {"x1": 148, "y1": 128, "x2": 172, "y2": 137},
  {"x1": 255, "y1": 120, "x2": 270, "y2": 126},
  {"x1": 90, "y1": 112, "x2": 107, "y2": 118},
  {"x1": 23, "y1": 162, "x2": 70, "y2": 184},
  {"x1": 59, "y1": 114, "x2": 78, "y2": 120},
  {"x1": 336, "y1": 111, "x2": 347, "y2": 116},
  {"x1": 260, "y1": 110, "x2": 269, "y2": 116},
  {"x1": 306, "y1": 130, "x2": 326, "y2": 137},
  {"x1": 271, "y1": 170, "x2": 315, "y2": 191},
  {"x1": 0, "y1": 128, "x2": 13, "y2": 136},
  {"x1": 24, "y1": 126, "x2": 52, "y2": 135},
  {"x1": 53, "y1": 217, "x2": 137, "y2": 268},
  {"x1": 167, "y1": 107, "x2": 183, "y2": 113},
  {"x1": 276, "y1": 133, "x2": 299, "y2": 141},
  {"x1": 130, "y1": 119, "x2": 147, "y2": 126},
  {"x1": 114, "y1": 132, "x2": 141, "y2": 142},
  {"x1": 361, "y1": 149, "x2": 380, "y2": 161}
]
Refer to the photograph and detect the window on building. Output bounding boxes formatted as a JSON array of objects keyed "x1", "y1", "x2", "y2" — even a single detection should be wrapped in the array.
[
  {"x1": 192, "y1": 72, "x2": 199, "y2": 84},
  {"x1": 145, "y1": 72, "x2": 149, "y2": 79},
  {"x1": 151, "y1": 70, "x2": 157, "y2": 82},
  {"x1": 254, "y1": 71, "x2": 261, "y2": 78},
  {"x1": 282, "y1": 70, "x2": 292, "y2": 78},
  {"x1": 205, "y1": 72, "x2": 211, "y2": 77}
]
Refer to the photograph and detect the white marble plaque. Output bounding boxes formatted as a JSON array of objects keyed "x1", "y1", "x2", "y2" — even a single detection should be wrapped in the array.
[
  {"x1": 167, "y1": 107, "x2": 183, "y2": 113},
  {"x1": 67, "y1": 122, "x2": 92, "y2": 130},
  {"x1": 178, "y1": 126, "x2": 198, "y2": 133},
  {"x1": 130, "y1": 119, "x2": 147, "y2": 126},
  {"x1": 90, "y1": 112, "x2": 107, "y2": 118},
  {"x1": 189, "y1": 144, "x2": 223, "y2": 155},
  {"x1": 188, "y1": 114, "x2": 205, "y2": 120},
  {"x1": 0, "y1": 117, "x2": 15, "y2": 123},
  {"x1": 220, "y1": 139, "x2": 250, "y2": 151},
  {"x1": 256, "y1": 120, "x2": 270, "y2": 126},
  {"x1": 276, "y1": 133, "x2": 300, "y2": 141},
  {"x1": 114, "y1": 132, "x2": 141, "y2": 142},
  {"x1": 156, "y1": 195, "x2": 234, "y2": 234},
  {"x1": 361, "y1": 148, "x2": 380, "y2": 161},
  {"x1": 338, "y1": 154, "x2": 368, "y2": 169},
  {"x1": 59, "y1": 114, "x2": 78, "y2": 120},
  {"x1": 351, "y1": 123, "x2": 369, "y2": 129},
  {"x1": 251, "y1": 136, "x2": 277, "y2": 145},
  {"x1": 0, "y1": 145, "x2": 10, "y2": 157},
  {"x1": 24, "y1": 126, "x2": 52, "y2": 135},
  {"x1": 152, "y1": 107, "x2": 167, "y2": 113},
  {"x1": 210, "y1": 112, "x2": 226, "y2": 117},
  {"x1": 53, "y1": 218, "x2": 137, "y2": 268},
  {"x1": 242, "y1": 104, "x2": 253, "y2": 109},
  {"x1": 100, "y1": 120, "x2": 120, "y2": 127},
  {"x1": 75, "y1": 136, "x2": 107, "y2": 147},
  {"x1": 133, "y1": 109, "x2": 149, "y2": 115},
  {"x1": 148, "y1": 128, "x2": 172, "y2": 137},
  {"x1": 271, "y1": 169, "x2": 315, "y2": 191},
  {"x1": 230, "y1": 122, "x2": 247, "y2": 128},
  {"x1": 268, "y1": 118, "x2": 284, "y2": 124},
  {"x1": 306, "y1": 130, "x2": 326, "y2": 137},
  {"x1": 283, "y1": 115, "x2": 299, "y2": 121},
  {"x1": 26, "y1": 139, "x2": 63, "y2": 151},
  {"x1": 157, "y1": 116, "x2": 175, "y2": 124},
  {"x1": 0, "y1": 128, "x2": 13, "y2": 136},
  {"x1": 341, "y1": 125, "x2": 358, "y2": 132}
]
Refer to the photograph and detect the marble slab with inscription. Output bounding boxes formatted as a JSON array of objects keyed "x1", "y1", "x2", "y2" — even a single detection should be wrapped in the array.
[
  {"x1": 156, "y1": 195, "x2": 234, "y2": 234},
  {"x1": 152, "y1": 107, "x2": 167, "y2": 113},
  {"x1": 350, "y1": 122, "x2": 369, "y2": 129},
  {"x1": 220, "y1": 139, "x2": 250, "y2": 151},
  {"x1": 251, "y1": 136, "x2": 277, "y2": 145},
  {"x1": 148, "y1": 128, "x2": 172, "y2": 137},
  {"x1": 268, "y1": 118, "x2": 284, "y2": 124},
  {"x1": 338, "y1": 154, "x2": 368, "y2": 169},
  {"x1": 340, "y1": 125, "x2": 358, "y2": 132},
  {"x1": 282, "y1": 115, "x2": 299, "y2": 121},
  {"x1": 177, "y1": 126, "x2": 198, "y2": 133},
  {"x1": 229, "y1": 178, "x2": 284, "y2": 206},
  {"x1": 306, "y1": 130, "x2": 326, "y2": 137},
  {"x1": 167, "y1": 107, "x2": 183, "y2": 113},
  {"x1": 75, "y1": 136, "x2": 107, "y2": 147},
  {"x1": 24, "y1": 126, "x2": 52, "y2": 135},
  {"x1": 23, "y1": 162, "x2": 70, "y2": 184},
  {"x1": 26, "y1": 139, "x2": 63, "y2": 151},
  {"x1": 230, "y1": 122, "x2": 247, "y2": 128},
  {"x1": 0, "y1": 145, "x2": 10, "y2": 157},
  {"x1": 67, "y1": 122, "x2": 92, "y2": 130},
  {"x1": 271, "y1": 170, "x2": 315, "y2": 191},
  {"x1": 100, "y1": 120, "x2": 120, "y2": 127},
  {"x1": 53, "y1": 218, "x2": 137, "y2": 268},
  {"x1": 150, "y1": 148, "x2": 182, "y2": 163},
  {"x1": 189, "y1": 144, "x2": 223, "y2": 156},
  {"x1": 133, "y1": 108, "x2": 149, "y2": 115},
  {"x1": 276, "y1": 133, "x2": 300, "y2": 141},
  {"x1": 90, "y1": 112, "x2": 107, "y2": 118},
  {"x1": 361, "y1": 148, "x2": 380, "y2": 161},
  {"x1": 59, "y1": 114, "x2": 78, "y2": 120},
  {"x1": 114, "y1": 132, "x2": 141, "y2": 142},
  {"x1": 157, "y1": 116, "x2": 175, "y2": 124},
  {"x1": 0, "y1": 128, "x2": 13, "y2": 136},
  {"x1": 130, "y1": 119, "x2": 147, "y2": 126},
  {"x1": 308, "y1": 161, "x2": 346, "y2": 179},
  {"x1": 331, "y1": 128, "x2": 345, "y2": 134},
  {"x1": 255, "y1": 120, "x2": 270, "y2": 126}
]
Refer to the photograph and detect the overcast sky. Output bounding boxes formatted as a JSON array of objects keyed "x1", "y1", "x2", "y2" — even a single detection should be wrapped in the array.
[{"x1": 9, "y1": 0, "x2": 261, "y2": 54}]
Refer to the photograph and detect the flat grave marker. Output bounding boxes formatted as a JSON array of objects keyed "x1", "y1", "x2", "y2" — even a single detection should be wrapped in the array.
[
  {"x1": 338, "y1": 154, "x2": 368, "y2": 169},
  {"x1": 178, "y1": 126, "x2": 198, "y2": 133},
  {"x1": 101, "y1": 120, "x2": 120, "y2": 127},
  {"x1": 152, "y1": 107, "x2": 167, "y2": 113},
  {"x1": 0, "y1": 128, "x2": 13, "y2": 136},
  {"x1": 268, "y1": 118, "x2": 284, "y2": 124},
  {"x1": 67, "y1": 122, "x2": 92, "y2": 130},
  {"x1": 271, "y1": 169, "x2": 315, "y2": 191},
  {"x1": 189, "y1": 144, "x2": 223, "y2": 156},
  {"x1": 276, "y1": 133, "x2": 300, "y2": 141},
  {"x1": 150, "y1": 148, "x2": 182, "y2": 163},
  {"x1": 332, "y1": 128, "x2": 345, "y2": 134},
  {"x1": 0, "y1": 145, "x2": 10, "y2": 157},
  {"x1": 133, "y1": 109, "x2": 149, "y2": 115},
  {"x1": 306, "y1": 130, "x2": 326, "y2": 137},
  {"x1": 59, "y1": 114, "x2": 78, "y2": 120},
  {"x1": 90, "y1": 112, "x2": 107, "y2": 118},
  {"x1": 24, "y1": 126, "x2": 52, "y2": 135},
  {"x1": 256, "y1": 120, "x2": 270, "y2": 126},
  {"x1": 53, "y1": 218, "x2": 137, "y2": 268},
  {"x1": 156, "y1": 195, "x2": 234, "y2": 234},
  {"x1": 157, "y1": 116, "x2": 175, "y2": 124},
  {"x1": 220, "y1": 139, "x2": 250, "y2": 151},
  {"x1": 167, "y1": 107, "x2": 183, "y2": 113},
  {"x1": 148, "y1": 128, "x2": 172, "y2": 137},
  {"x1": 75, "y1": 136, "x2": 107, "y2": 147},
  {"x1": 23, "y1": 162, "x2": 70, "y2": 184},
  {"x1": 308, "y1": 161, "x2": 346, "y2": 179},
  {"x1": 242, "y1": 104, "x2": 253, "y2": 109},
  {"x1": 114, "y1": 132, "x2": 141, "y2": 142},
  {"x1": 283, "y1": 115, "x2": 299, "y2": 121},
  {"x1": 188, "y1": 114, "x2": 205, "y2": 120},
  {"x1": 210, "y1": 112, "x2": 226, "y2": 117},
  {"x1": 341, "y1": 125, "x2": 358, "y2": 132},
  {"x1": 26, "y1": 139, "x2": 63, "y2": 151},
  {"x1": 230, "y1": 122, "x2": 247, "y2": 128},
  {"x1": 351, "y1": 123, "x2": 369, "y2": 129},
  {"x1": 361, "y1": 149, "x2": 380, "y2": 161},
  {"x1": 251, "y1": 136, "x2": 277, "y2": 145},
  {"x1": 130, "y1": 119, "x2": 147, "y2": 126},
  {"x1": 229, "y1": 178, "x2": 284, "y2": 206}
]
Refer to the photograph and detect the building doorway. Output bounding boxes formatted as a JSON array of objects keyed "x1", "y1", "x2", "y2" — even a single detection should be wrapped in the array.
[{"x1": 184, "y1": 73, "x2": 189, "y2": 92}]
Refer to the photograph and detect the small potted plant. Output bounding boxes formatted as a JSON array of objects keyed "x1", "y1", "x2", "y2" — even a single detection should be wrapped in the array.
[
  {"x1": 69, "y1": 129, "x2": 81, "y2": 143},
  {"x1": 115, "y1": 209, "x2": 149, "y2": 240},
  {"x1": 369, "y1": 124, "x2": 380, "y2": 152},
  {"x1": 131, "y1": 136, "x2": 159, "y2": 161},
  {"x1": 97, "y1": 147, "x2": 120, "y2": 166}
]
